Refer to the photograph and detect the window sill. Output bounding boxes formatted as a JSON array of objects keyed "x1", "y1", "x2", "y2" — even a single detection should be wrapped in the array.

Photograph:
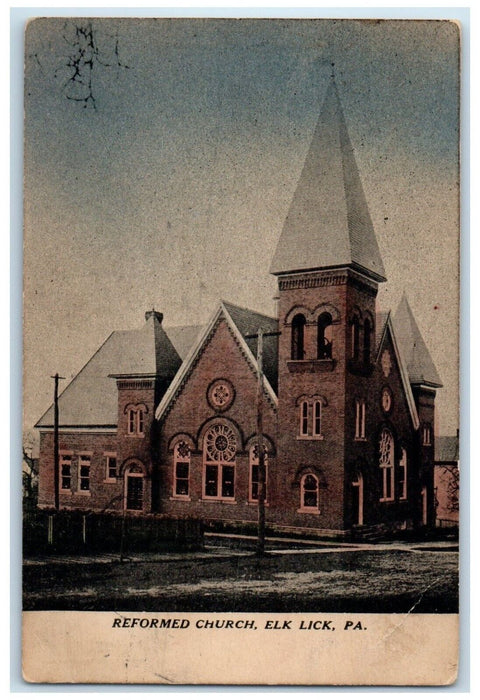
[
  {"x1": 379, "y1": 497, "x2": 394, "y2": 503},
  {"x1": 354, "y1": 437, "x2": 367, "y2": 442},
  {"x1": 296, "y1": 435, "x2": 324, "y2": 441},
  {"x1": 170, "y1": 495, "x2": 191, "y2": 502},
  {"x1": 127, "y1": 434, "x2": 145, "y2": 438},
  {"x1": 76, "y1": 491, "x2": 91, "y2": 496},
  {"x1": 297, "y1": 507, "x2": 320, "y2": 514},
  {"x1": 60, "y1": 489, "x2": 72, "y2": 494},
  {"x1": 247, "y1": 501, "x2": 269, "y2": 506},
  {"x1": 201, "y1": 498, "x2": 237, "y2": 504}
]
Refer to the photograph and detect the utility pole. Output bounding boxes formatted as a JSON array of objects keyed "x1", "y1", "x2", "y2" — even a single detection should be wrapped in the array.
[
  {"x1": 255, "y1": 328, "x2": 266, "y2": 555},
  {"x1": 51, "y1": 373, "x2": 65, "y2": 511},
  {"x1": 245, "y1": 328, "x2": 281, "y2": 555}
]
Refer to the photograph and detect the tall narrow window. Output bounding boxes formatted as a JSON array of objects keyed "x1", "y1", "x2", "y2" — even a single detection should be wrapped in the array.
[
  {"x1": 355, "y1": 399, "x2": 366, "y2": 440},
  {"x1": 174, "y1": 441, "x2": 191, "y2": 497},
  {"x1": 423, "y1": 424, "x2": 432, "y2": 446},
  {"x1": 363, "y1": 318, "x2": 372, "y2": 365},
  {"x1": 300, "y1": 473, "x2": 319, "y2": 512},
  {"x1": 60, "y1": 454, "x2": 72, "y2": 491},
  {"x1": 105, "y1": 454, "x2": 117, "y2": 482},
  {"x1": 291, "y1": 314, "x2": 306, "y2": 360},
  {"x1": 300, "y1": 401, "x2": 309, "y2": 436},
  {"x1": 128, "y1": 409, "x2": 136, "y2": 434},
  {"x1": 78, "y1": 455, "x2": 91, "y2": 493},
  {"x1": 379, "y1": 429, "x2": 394, "y2": 501},
  {"x1": 249, "y1": 444, "x2": 268, "y2": 502},
  {"x1": 137, "y1": 409, "x2": 144, "y2": 435},
  {"x1": 203, "y1": 424, "x2": 236, "y2": 500},
  {"x1": 317, "y1": 313, "x2": 333, "y2": 359},
  {"x1": 351, "y1": 316, "x2": 360, "y2": 360},
  {"x1": 399, "y1": 448, "x2": 408, "y2": 500},
  {"x1": 313, "y1": 400, "x2": 322, "y2": 437},
  {"x1": 127, "y1": 405, "x2": 146, "y2": 436}
]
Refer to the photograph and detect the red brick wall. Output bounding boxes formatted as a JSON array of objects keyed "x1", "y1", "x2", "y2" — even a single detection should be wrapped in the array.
[
  {"x1": 413, "y1": 386, "x2": 437, "y2": 526},
  {"x1": 37, "y1": 381, "x2": 158, "y2": 514},
  {"x1": 345, "y1": 328, "x2": 422, "y2": 529},
  {"x1": 275, "y1": 271, "x2": 351, "y2": 530},
  {"x1": 38, "y1": 431, "x2": 122, "y2": 511},
  {"x1": 157, "y1": 317, "x2": 277, "y2": 523}
]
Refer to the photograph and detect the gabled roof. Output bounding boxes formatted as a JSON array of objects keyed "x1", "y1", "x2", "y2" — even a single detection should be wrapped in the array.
[
  {"x1": 376, "y1": 313, "x2": 420, "y2": 430},
  {"x1": 223, "y1": 301, "x2": 279, "y2": 393},
  {"x1": 36, "y1": 314, "x2": 182, "y2": 428},
  {"x1": 155, "y1": 301, "x2": 278, "y2": 422},
  {"x1": 392, "y1": 294, "x2": 442, "y2": 388},
  {"x1": 270, "y1": 77, "x2": 386, "y2": 282}
]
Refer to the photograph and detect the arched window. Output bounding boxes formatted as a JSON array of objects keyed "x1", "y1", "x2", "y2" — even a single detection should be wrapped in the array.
[
  {"x1": 125, "y1": 403, "x2": 147, "y2": 436},
  {"x1": 351, "y1": 316, "x2": 361, "y2": 360},
  {"x1": 300, "y1": 400, "x2": 309, "y2": 436},
  {"x1": 363, "y1": 318, "x2": 372, "y2": 365},
  {"x1": 317, "y1": 312, "x2": 333, "y2": 359},
  {"x1": 203, "y1": 424, "x2": 236, "y2": 500},
  {"x1": 125, "y1": 464, "x2": 144, "y2": 511},
  {"x1": 249, "y1": 444, "x2": 268, "y2": 502},
  {"x1": 173, "y1": 441, "x2": 191, "y2": 498},
  {"x1": 379, "y1": 428, "x2": 394, "y2": 501},
  {"x1": 300, "y1": 473, "x2": 319, "y2": 511},
  {"x1": 291, "y1": 314, "x2": 306, "y2": 360}
]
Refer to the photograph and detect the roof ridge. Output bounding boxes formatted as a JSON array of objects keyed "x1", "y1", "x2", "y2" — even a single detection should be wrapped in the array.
[{"x1": 221, "y1": 299, "x2": 277, "y2": 322}]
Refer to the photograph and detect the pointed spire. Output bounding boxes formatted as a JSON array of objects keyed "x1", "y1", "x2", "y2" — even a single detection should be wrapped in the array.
[
  {"x1": 270, "y1": 77, "x2": 386, "y2": 281},
  {"x1": 392, "y1": 294, "x2": 442, "y2": 387}
]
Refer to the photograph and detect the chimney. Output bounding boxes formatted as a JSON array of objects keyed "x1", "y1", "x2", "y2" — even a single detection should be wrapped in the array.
[{"x1": 145, "y1": 309, "x2": 163, "y2": 324}]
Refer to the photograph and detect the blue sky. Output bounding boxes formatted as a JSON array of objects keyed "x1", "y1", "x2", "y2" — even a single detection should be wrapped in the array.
[{"x1": 23, "y1": 18, "x2": 460, "y2": 434}]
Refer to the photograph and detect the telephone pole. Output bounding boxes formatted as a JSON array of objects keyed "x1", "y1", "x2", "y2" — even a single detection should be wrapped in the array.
[
  {"x1": 51, "y1": 373, "x2": 65, "y2": 510},
  {"x1": 246, "y1": 328, "x2": 280, "y2": 555}
]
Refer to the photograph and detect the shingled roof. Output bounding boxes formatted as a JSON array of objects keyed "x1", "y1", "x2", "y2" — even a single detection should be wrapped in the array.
[
  {"x1": 36, "y1": 312, "x2": 182, "y2": 428},
  {"x1": 270, "y1": 77, "x2": 385, "y2": 281},
  {"x1": 392, "y1": 294, "x2": 442, "y2": 388},
  {"x1": 223, "y1": 301, "x2": 279, "y2": 393},
  {"x1": 36, "y1": 304, "x2": 279, "y2": 429}
]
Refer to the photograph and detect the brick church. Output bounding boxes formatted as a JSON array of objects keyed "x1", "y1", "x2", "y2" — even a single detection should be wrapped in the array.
[{"x1": 36, "y1": 78, "x2": 442, "y2": 537}]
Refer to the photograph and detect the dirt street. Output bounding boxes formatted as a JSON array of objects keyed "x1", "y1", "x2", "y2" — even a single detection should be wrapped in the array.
[{"x1": 23, "y1": 540, "x2": 458, "y2": 613}]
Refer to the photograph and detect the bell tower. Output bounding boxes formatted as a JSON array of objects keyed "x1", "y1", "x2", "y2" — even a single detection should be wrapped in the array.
[{"x1": 271, "y1": 76, "x2": 386, "y2": 532}]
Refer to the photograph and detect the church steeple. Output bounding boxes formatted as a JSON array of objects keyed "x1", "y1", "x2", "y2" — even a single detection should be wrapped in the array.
[{"x1": 270, "y1": 77, "x2": 386, "y2": 282}]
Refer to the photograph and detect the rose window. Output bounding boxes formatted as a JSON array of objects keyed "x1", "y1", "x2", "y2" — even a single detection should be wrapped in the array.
[
  {"x1": 205, "y1": 424, "x2": 236, "y2": 462},
  {"x1": 207, "y1": 379, "x2": 235, "y2": 411}
]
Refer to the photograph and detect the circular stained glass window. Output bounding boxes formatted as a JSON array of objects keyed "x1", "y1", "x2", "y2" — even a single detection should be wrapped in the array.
[
  {"x1": 205, "y1": 424, "x2": 236, "y2": 462},
  {"x1": 207, "y1": 379, "x2": 235, "y2": 411}
]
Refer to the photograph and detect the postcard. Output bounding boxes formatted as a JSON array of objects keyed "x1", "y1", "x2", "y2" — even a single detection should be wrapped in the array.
[{"x1": 22, "y1": 17, "x2": 460, "y2": 685}]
